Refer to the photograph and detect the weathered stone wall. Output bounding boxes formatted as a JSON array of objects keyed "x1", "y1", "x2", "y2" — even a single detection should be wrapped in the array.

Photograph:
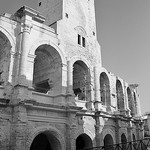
[{"x1": 0, "y1": 1, "x2": 143, "y2": 150}]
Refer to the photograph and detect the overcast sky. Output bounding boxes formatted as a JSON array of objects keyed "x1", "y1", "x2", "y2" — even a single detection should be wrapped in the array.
[{"x1": 0, "y1": 0, "x2": 149, "y2": 114}]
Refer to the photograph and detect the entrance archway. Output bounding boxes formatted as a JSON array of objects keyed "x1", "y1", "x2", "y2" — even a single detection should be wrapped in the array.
[
  {"x1": 76, "y1": 133, "x2": 93, "y2": 150},
  {"x1": 104, "y1": 134, "x2": 114, "y2": 150},
  {"x1": 30, "y1": 132, "x2": 61, "y2": 150},
  {"x1": 121, "y1": 133, "x2": 127, "y2": 150}
]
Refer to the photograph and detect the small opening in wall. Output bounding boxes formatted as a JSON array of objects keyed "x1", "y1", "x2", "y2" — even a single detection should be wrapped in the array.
[
  {"x1": 0, "y1": 71, "x2": 3, "y2": 85},
  {"x1": 93, "y1": 31, "x2": 95, "y2": 36},
  {"x1": 39, "y1": 2, "x2": 42, "y2": 6},
  {"x1": 82, "y1": 37, "x2": 85, "y2": 47},
  {"x1": 78, "y1": 34, "x2": 81, "y2": 45},
  {"x1": 65, "y1": 13, "x2": 69, "y2": 18}
]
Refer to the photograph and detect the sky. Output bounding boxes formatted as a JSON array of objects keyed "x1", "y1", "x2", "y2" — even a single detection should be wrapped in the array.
[{"x1": 0, "y1": 0, "x2": 149, "y2": 114}]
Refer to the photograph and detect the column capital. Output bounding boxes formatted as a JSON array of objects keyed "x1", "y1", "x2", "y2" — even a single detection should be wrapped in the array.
[{"x1": 22, "y1": 23, "x2": 32, "y2": 34}]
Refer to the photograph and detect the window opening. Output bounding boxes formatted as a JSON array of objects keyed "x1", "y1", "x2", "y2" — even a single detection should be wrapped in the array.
[
  {"x1": 65, "y1": 13, "x2": 68, "y2": 18},
  {"x1": 78, "y1": 34, "x2": 81, "y2": 45},
  {"x1": 39, "y1": 2, "x2": 41, "y2": 6},
  {"x1": 82, "y1": 37, "x2": 85, "y2": 47},
  {"x1": 0, "y1": 71, "x2": 3, "y2": 85}
]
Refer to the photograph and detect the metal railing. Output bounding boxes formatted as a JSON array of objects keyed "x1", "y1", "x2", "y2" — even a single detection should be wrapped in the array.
[{"x1": 80, "y1": 137, "x2": 150, "y2": 150}]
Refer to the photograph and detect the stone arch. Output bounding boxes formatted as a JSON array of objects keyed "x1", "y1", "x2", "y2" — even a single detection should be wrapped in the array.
[
  {"x1": 70, "y1": 56, "x2": 92, "y2": 70},
  {"x1": 70, "y1": 56, "x2": 92, "y2": 101},
  {"x1": 132, "y1": 133, "x2": 136, "y2": 141},
  {"x1": 83, "y1": 128, "x2": 95, "y2": 141},
  {"x1": 0, "y1": 26, "x2": 16, "y2": 84},
  {"x1": 100, "y1": 72, "x2": 111, "y2": 106},
  {"x1": 73, "y1": 129, "x2": 94, "y2": 150},
  {"x1": 26, "y1": 126, "x2": 66, "y2": 150},
  {"x1": 119, "y1": 128, "x2": 127, "y2": 135},
  {"x1": 127, "y1": 87, "x2": 133, "y2": 114},
  {"x1": 103, "y1": 133, "x2": 114, "y2": 150},
  {"x1": 121, "y1": 133, "x2": 127, "y2": 150},
  {"x1": 102, "y1": 128, "x2": 115, "y2": 144},
  {"x1": 75, "y1": 26, "x2": 87, "y2": 37},
  {"x1": 29, "y1": 39, "x2": 66, "y2": 65},
  {"x1": 0, "y1": 26, "x2": 16, "y2": 52},
  {"x1": 29, "y1": 40, "x2": 67, "y2": 93},
  {"x1": 119, "y1": 128, "x2": 128, "y2": 142},
  {"x1": 116, "y1": 79, "x2": 124, "y2": 110}
]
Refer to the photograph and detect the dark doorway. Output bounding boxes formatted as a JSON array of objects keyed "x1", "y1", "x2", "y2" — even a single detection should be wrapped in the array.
[
  {"x1": 121, "y1": 134, "x2": 127, "y2": 150},
  {"x1": 104, "y1": 134, "x2": 114, "y2": 150},
  {"x1": 30, "y1": 133, "x2": 51, "y2": 150},
  {"x1": 76, "y1": 134, "x2": 92, "y2": 150}
]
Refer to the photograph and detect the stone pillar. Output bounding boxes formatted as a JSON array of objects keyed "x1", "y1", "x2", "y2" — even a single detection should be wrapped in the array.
[
  {"x1": 8, "y1": 50, "x2": 15, "y2": 84},
  {"x1": 94, "y1": 66, "x2": 100, "y2": 101},
  {"x1": 136, "y1": 94, "x2": 141, "y2": 116},
  {"x1": 67, "y1": 60, "x2": 73, "y2": 94},
  {"x1": 11, "y1": 105, "x2": 27, "y2": 150},
  {"x1": 95, "y1": 114, "x2": 101, "y2": 147},
  {"x1": 127, "y1": 121, "x2": 133, "y2": 141},
  {"x1": 61, "y1": 63, "x2": 67, "y2": 94},
  {"x1": 19, "y1": 15, "x2": 32, "y2": 84},
  {"x1": 67, "y1": 113, "x2": 77, "y2": 150},
  {"x1": 66, "y1": 60, "x2": 75, "y2": 106},
  {"x1": 94, "y1": 66, "x2": 101, "y2": 111},
  {"x1": 115, "y1": 120, "x2": 120, "y2": 143}
]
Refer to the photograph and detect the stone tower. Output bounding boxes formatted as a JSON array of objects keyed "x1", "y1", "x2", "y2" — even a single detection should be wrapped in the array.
[{"x1": 37, "y1": 0, "x2": 102, "y2": 65}]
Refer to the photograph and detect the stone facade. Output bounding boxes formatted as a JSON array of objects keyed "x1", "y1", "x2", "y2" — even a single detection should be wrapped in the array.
[{"x1": 0, "y1": 0, "x2": 143, "y2": 150}]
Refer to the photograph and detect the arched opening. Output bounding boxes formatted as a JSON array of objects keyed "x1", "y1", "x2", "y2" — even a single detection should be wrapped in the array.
[
  {"x1": 30, "y1": 132, "x2": 61, "y2": 150},
  {"x1": 132, "y1": 134, "x2": 137, "y2": 148},
  {"x1": 116, "y1": 80, "x2": 124, "y2": 110},
  {"x1": 100, "y1": 72, "x2": 110, "y2": 106},
  {"x1": 33, "y1": 44, "x2": 62, "y2": 94},
  {"x1": 0, "y1": 31, "x2": 12, "y2": 85},
  {"x1": 134, "y1": 92, "x2": 137, "y2": 115},
  {"x1": 73, "y1": 61, "x2": 91, "y2": 101},
  {"x1": 127, "y1": 87, "x2": 134, "y2": 115},
  {"x1": 76, "y1": 134, "x2": 93, "y2": 150},
  {"x1": 133, "y1": 134, "x2": 136, "y2": 141},
  {"x1": 121, "y1": 133, "x2": 127, "y2": 150},
  {"x1": 104, "y1": 134, "x2": 114, "y2": 150}
]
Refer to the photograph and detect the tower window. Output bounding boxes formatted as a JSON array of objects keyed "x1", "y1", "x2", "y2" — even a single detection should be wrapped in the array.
[
  {"x1": 65, "y1": 13, "x2": 69, "y2": 18},
  {"x1": 78, "y1": 34, "x2": 86, "y2": 48},
  {"x1": 39, "y1": 2, "x2": 41, "y2": 6},
  {"x1": 78, "y1": 34, "x2": 81, "y2": 45},
  {"x1": 82, "y1": 37, "x2": 85, "y2": 47}
]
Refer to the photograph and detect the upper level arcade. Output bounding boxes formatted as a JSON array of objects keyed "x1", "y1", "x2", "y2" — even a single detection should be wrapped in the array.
[{"x1": 98, "y1": 68, "x2": 141, "y2": 117}]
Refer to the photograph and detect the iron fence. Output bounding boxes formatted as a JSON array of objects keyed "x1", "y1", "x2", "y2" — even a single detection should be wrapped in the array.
[{"x1": 80, "y1": 137, "x2": 150, "y2": 150}]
